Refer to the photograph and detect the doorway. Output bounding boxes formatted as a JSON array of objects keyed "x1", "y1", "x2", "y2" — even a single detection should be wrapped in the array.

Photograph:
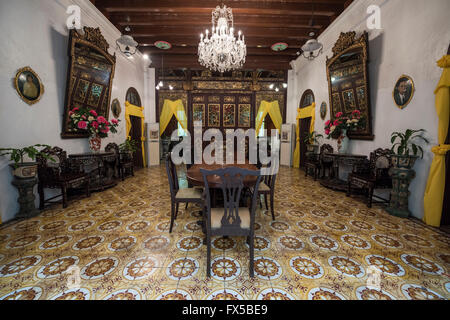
[
  {"x1": 130, "y1": 115, "x2": 144, "y2": 168},
  {"x1": 298, "y1": 117, "x2": 312, "y2": 168}
]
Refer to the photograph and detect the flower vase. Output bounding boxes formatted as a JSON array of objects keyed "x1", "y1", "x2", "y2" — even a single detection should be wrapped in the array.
[
  {"x1": 89, "y1": 135, "x2": 102, "y2": 153},
  {"x1": 338, "y1": 129, "x2": 349, "y2": 154}
]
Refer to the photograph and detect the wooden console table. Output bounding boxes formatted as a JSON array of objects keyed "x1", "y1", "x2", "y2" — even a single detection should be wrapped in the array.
[
  {"x1": 69, "y1": 152, "x2": 118, "y2": 192},
  {"x1": 320, "y1": 153, "x2": 368, "y2": 192}
]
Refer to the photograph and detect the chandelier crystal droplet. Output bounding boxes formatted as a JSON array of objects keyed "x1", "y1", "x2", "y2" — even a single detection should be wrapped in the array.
[{"x1": 198, "y1": 5, "x2": 247, "y2": 73}]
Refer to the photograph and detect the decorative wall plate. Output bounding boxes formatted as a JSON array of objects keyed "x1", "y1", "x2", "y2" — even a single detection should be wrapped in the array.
[
  {"x1": 271, "y1": 43, "x2": 289, "y2": 52},
  {"x1": 154, "y1": 41, "x2": 172, "y2": 50},
  {"x1": 14, "y1": 66, "x2": 44, "y2": 106}
]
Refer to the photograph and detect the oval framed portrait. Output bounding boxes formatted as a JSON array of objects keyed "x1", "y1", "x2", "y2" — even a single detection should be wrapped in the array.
[
  {"x1": 393, "y1": 75, "x2": 415, "y2": 109},
  {"x1": 15, "y1": 66, "x2": 44, "y2": 105},
  {"x1": 111, "y1": 98, "x2": 121, "y2": 119},
  {"x1": 320, "y1": 102, "x2": 327, "y2": 120}
]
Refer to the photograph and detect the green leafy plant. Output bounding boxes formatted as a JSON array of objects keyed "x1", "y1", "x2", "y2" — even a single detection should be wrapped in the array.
[
  {"x1": 0, "y1": 144, "x2": 54, "y2": 168},
  {"x1": 303, "y1": 131, "x2": 324, "y2": 145},
  {"x1": 119, "y1": 138, "x2": 138, "y2": 153},
  {"x1": 390, "y1": 129, "x2": 429, "y2": 159}
]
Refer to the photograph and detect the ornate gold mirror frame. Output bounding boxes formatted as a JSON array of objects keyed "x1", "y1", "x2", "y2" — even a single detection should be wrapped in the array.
[
  {"x1": 326, "y1": 31, "x2": 374, "y2": 140},
  {"x1": 61, "y1": 27, "x2": 116, "y2": 139}
]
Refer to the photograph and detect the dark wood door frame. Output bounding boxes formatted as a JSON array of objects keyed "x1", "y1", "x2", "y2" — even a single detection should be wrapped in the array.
[{"x1": 298, "y1": 117, "x2": 312, "y2": 168}]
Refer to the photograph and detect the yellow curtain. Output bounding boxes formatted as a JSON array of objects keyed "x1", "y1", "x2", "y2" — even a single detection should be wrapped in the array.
[
  {"x1": 423, "y1": 55, "x2": 450, "y2": 227},
  {"x1": 160, "y1": 99, "x2": 188, "y2": 136},
  {"x1": 293, "y1": 102, "x2": 316, "y2": 169},
  {"x1": 125, "y1": 101, "x2": 146, "y2": 167},
  {"x1": 255, "y1": 100, "x2": 283, "y2": 135}
]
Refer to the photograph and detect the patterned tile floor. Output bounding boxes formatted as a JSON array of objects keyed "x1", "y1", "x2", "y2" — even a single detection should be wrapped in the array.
[{"x1": 0, "y1": 166, "x2": 449, "y2": 300}]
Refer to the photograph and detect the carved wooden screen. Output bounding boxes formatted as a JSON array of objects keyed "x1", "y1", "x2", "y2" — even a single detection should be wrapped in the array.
[{"x1": 61, "y1": 27, "x2": 116, "y2": 139}]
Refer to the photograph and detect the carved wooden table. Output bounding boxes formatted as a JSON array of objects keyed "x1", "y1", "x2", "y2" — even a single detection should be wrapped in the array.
[
  {"x1": 320, "y1": 153, "x2": 368, "y2": 192},
  {"x1": 69, "y1": 152, "x2": 118, "y2": 192}
]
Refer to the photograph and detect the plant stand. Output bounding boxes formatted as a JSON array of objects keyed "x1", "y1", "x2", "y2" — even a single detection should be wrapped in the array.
[
  {"x1": 386, "y1": 162, "x2": 416, "y2": 218},
  {"x1": 11, "y1": 177, "x2": 40, "y2": 219}
]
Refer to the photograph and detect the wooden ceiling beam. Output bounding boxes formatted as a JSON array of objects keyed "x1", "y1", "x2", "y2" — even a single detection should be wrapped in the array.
[
  {"x1": 128, "y1": 26, "x2": 317, "y2": 39},
  {"x1": 110, "y1": 14, "x2": 329, "y2": 29},
  {"x1": 141, "y1": 46, "x2": 299, "y2": 57},
  {"x1": 96, "y1": 0, "x2": 343, "y2": 16},
  {"x1": 136, "y1": 36, "x2": 305, "y2": 48}
]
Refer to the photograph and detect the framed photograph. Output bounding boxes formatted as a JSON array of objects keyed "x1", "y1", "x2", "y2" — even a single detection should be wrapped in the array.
[
  {"x1": 111, "y1": 98, "x2": 121, "y2": 119},
  {"x1": 281, "y1": 131, "x2": 289, "y2": 142},
  {"x1": 149, "y1": 130, "x2": 159, "y2": 140},
  {"x1": 393, "y1": 75, "x2": 415, "y2": 109},
  {"x1": 14, "y1": 66, "x2": 44, "y2": 105},
  {"x1": 238, "y1": 104, "x2": 251, "y2": 127},
  {"x1": 208, "y1": 104, "x2": 221, "y2": 127},
  {"x1": 223, "y1": 104, "x2": 236, "y2": 127},
  {"x1": 320, "y1": 102, "x2": 327, "y2": 120}
]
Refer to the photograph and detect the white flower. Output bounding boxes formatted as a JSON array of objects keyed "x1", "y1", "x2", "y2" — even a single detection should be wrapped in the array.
[
  {"x1": 88, "y1": 116, "x2": 94, "y2": 121},
  {"x1": 347, "y1": 120, "x2": 352, "y2": 124},
  {"x1": 352, "y1": 119, "x2": 359, "y2": 123},
  {"x1": 330, "y1": 126, "x2": 336, "y2": 132}
]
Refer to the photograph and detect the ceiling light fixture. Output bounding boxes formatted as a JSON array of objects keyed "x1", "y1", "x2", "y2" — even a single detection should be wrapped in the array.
[
  {"x1": 300, "y1": 3, "x2": 323, "y2": 61},
  {"x1": 116, "y1": 26, "x2": 138, "y2": 57},
  {"x1": 198, "y1": 4, "x2": 247, "y2": 73}
]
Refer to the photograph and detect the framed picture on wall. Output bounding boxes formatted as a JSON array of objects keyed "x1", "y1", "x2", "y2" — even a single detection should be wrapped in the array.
[
  {"x1": 223, "y1": 104, "x2": 236, "y2": 127},
  {"x1": 320, "y1": 102, "x2": 327, "y2": 120},
  {"x1": 238, "y1": 104, "x2": 251, "y2": 127},
  {"x1": 14, "y1": 66, "x2": 44, "y2": 106},
  {"x1": 111, "y1": 98, "x2": 121, "y2": 119},
  {"x1": 393, "y1": 75, "x2": 415, "y2": 109},
  {"x1": 193, "y1": 104, "x2": 205, "y2": 127},
  {"x1": 208, "y1": 104, "x2": 221, "y2": 127}
]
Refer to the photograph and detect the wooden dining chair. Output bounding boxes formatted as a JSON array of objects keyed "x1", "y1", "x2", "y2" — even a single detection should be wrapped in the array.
[
  {"x1": 201, "y1": 167, "x2": 262, "y2": 278},
  {"x1": 249, "y1": 166, "x2": 277, "y2": 221},
  {"x1": 165, "y1": 154, "x2": 204, "y2": 233}
]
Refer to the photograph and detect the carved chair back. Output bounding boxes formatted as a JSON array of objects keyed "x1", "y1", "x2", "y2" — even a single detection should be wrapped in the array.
[
  {"x1": 165, "y1": 153, "x2": 180, "y2": 201},
  {"x1": 201, "y1": 167, "x2": 262, "y2": 233},
  {"x1": 37, "y1": 147, "x2": 69, "y2": 183},
  {"x1": 370, "y1": 148, "x2": 393, "y2": 180}
]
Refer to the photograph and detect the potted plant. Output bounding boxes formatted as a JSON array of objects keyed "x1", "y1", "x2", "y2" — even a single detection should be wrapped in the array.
[
  {"x1": 119, "y1": 138, "x2": 138, "y2": 161},
  {"x1": 0, "y1": 144, "x2": 54, "y2": 219},
  {"x1": 324, "y1": 110, "x2": 365, "y2": 154},
  {"x1": 387, "y1": 129, "x2": 429, "y2": 218},
  {"x1": 303, "y1": 131, "x2": 324, "y2": 154},
  {"x1": 68, "y1": 107, "x2": 120, "y2": 152},
  {"x1": 0, "y1": 144, "x2": 53, "y2": 179}
]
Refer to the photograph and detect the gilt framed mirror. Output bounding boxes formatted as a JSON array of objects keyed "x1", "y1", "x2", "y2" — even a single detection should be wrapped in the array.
[
  {"x1": 326, "y1": 31, "x2": 374, "y2": 140},
  {"x1": 61, "y1": 27, "x2": 116, "y2": 139}
]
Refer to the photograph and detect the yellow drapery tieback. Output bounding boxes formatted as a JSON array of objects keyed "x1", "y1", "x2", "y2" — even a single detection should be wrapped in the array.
[
  {"x1": 293, "y1": 103, "x2": 316, "y2": 168},
  {"x1": 423, "y1": 55, "x2": 450, "y2": 227},
  {"x1": 255, "y1": 100, "x2": 283, "y2": 136},
  {"x1": 159, "y1": 99, "x2": 188, "y2": 136},
  {"x1": 125, "y1": 101, "x2": 146, "y2": 167}
]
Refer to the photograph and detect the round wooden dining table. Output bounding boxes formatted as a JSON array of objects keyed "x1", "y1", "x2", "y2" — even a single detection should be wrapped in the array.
[{"x1": 186, "y1": 163, "x2": 259, "y2": 188}]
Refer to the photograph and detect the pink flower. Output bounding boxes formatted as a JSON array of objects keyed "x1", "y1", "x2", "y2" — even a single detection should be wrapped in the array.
[
  {"x1": 97, "y1": 116, "x2": 107, "y2": 124},
  {"x1": 325, "y1": 120, "x2": 331, "y2": 126},
  {"x1": 352, "y1": 110, "x2": 361, "y2": 115},
  {"x1": 325, "y1": 129, "x2": 330, "y2": 135},
  {"x1": 111, "y1": 119, "x2": 119, "y2": 125},
  {"x1": 101, "y1": 126, "x2": 110, "y2": 134},
  {"x1": 69, "y1": 111, "x2": 74, "y2": 116},
  {"x1": 89, "y1": 110, "x2": 98, "y2": 117},
  {"x1": 333, "y1": 120, "x2": 340, "y2": 126},
  {"x1": 77, "y1": 121, "x2": 87, "y2": 130},
  {"x1": 91, "y1": 121, "x2": 99, "y2": 129},
  {"x1": 336, "y1": 112, "x2": 343, "y2": 118},
  {"x1": 72, "y1": 107, "x2": 79, "y2": 112}
]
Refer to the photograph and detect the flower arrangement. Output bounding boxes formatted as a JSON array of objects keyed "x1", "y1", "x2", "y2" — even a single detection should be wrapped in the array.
[
  {"x1": 324, "y1": 110, "x2": 364, "y2": 139},
  {"x1": 68, "y1": 107, "x2": 119, "y2": 138}
]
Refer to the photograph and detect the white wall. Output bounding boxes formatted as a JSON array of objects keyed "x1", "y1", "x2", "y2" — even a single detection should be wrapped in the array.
[
  {"x1": 0, "y1": 0, "x2": 155, "y2": 223},
  {"x1": 287, "y1": 0, "x2": 450, "y2": 219}
]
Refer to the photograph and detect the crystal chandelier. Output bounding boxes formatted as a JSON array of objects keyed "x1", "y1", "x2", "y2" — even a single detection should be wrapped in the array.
[{"x1": 198, "y1": 4, "x2": 247, "y2": 73}]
